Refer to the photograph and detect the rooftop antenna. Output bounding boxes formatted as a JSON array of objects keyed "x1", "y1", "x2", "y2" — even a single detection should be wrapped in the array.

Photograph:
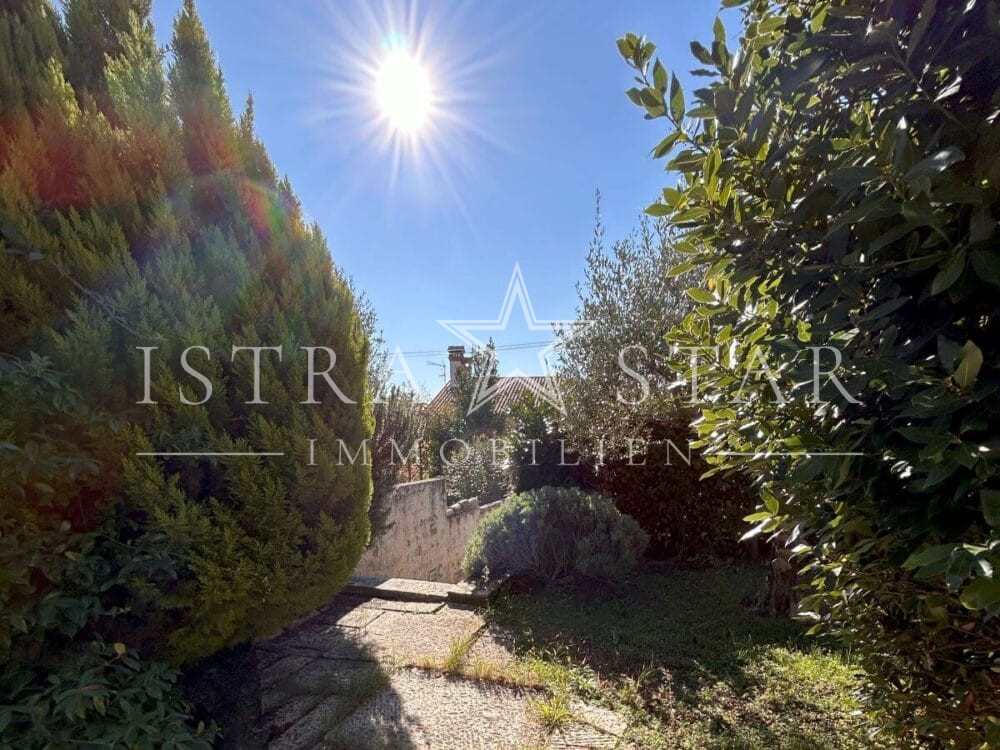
[{"x1": 427, "y1": 360, "x2": 446, "y2": 386}]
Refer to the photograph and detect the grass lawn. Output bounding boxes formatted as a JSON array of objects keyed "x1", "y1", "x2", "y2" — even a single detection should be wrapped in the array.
[{"x1": 484, "y1": 562, "x2": 891, "y2": 749}]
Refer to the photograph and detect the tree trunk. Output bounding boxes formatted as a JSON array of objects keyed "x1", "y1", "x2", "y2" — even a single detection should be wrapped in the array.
[{"x1": 767, "y1": 546, "x2": 798, "y2": 617}]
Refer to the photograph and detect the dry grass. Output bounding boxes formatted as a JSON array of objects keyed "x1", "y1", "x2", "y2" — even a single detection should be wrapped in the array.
[{"x1": 529, "y1": 691, "x2": 573, "y2": 731}]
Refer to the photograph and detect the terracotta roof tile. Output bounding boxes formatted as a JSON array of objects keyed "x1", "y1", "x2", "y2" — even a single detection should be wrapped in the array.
[{"x1": 426, "y1": 376, "x2": 549, "y2": 417}]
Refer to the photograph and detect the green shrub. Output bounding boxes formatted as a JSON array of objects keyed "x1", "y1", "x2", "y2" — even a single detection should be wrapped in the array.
[
  {"x1": 619, "y1": 0, "x2": 1000, "y2": 744},
  {"x1": 506, "y1": 395, "x2": 593, "y2": 492},
  {"x1": 1, "y1": 0, "x2": 370, "y2": 733},
  {"x1": 462, "y1": 486, "x2": 648, "y2": 581},
  {"x1": 0, "y1": 640, "x2": 216, "y2": 748},
  {"x1": 590, "y1": 414, "x2": 757, "y2": 560},
  {"x1": 556, "y1": 210, "x2": 755, "y2": 558},
  {"x1": 442, "y1": 435, "x2": 513, "y2": 505}
]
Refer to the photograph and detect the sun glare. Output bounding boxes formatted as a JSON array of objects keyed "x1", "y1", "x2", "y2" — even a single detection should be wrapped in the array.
[
  {"x1": 375, "y1": 49, "x2": 433, "y2": 133},
  {"x1": 306, "y1": 1, "x2": 524, "y2": 208}
]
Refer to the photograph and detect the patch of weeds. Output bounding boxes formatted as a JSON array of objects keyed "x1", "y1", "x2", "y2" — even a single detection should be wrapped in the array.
[
  {"x1": 441, "y1": 632, "x2": 476, "y2": 674},
  {"x1": 618, "y1": 662, "x2": 656, "y2": 710},
  {"x1": 407, "y1": 631, "x2": 478, "y2": 675},
  {"x1": 451, "y1": 646, "x2": 601, "y2": 699},
  {"x1": 530, "y1": 690, "x2": 573, "y2": 731},
  {"x1": 461, "y1": 657, "x2": 514, "y2": 684},
  {"x1": 462, "y1": 656, "x2": 547, "y2": 688},
  {"x1": 525, "y1": 646, "x2": 592, "y2": 690}
]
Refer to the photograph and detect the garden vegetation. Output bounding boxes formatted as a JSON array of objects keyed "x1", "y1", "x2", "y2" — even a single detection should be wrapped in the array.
[
  {"x1": 462, "y1": 486, "x2": 648, "y2": 582},
  {"x1": 620, "y1": 0, "x2": 999, "y2": 744},
  {"x1": 0, "y1": 0, "x2": 371, "y2": 743}
]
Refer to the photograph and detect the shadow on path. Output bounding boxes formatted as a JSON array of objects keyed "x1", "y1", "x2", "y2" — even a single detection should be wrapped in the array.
[{"x1": 253, "y1": 595, "x2": 412, "y2": 749}]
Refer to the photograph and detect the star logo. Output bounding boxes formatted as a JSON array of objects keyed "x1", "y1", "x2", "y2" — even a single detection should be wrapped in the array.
[{"x1": 437, "y1": 263, "x2": 590, "y2": 416}]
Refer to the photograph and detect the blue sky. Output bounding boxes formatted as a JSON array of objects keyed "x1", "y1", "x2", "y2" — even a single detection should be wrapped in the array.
[{"x1": 151, "y1": 1, "x2": 733, "y2": 392}]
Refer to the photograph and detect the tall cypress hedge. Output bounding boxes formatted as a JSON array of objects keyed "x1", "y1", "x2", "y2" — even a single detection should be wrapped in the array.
[{"x1": 0, "y1": 3, "x2": 371, "y2": 737}]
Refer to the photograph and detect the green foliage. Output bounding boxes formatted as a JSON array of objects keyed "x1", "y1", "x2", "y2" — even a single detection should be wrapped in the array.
[
  {"x1": 442, "y1": 434, "x2": 513, "y2": 505},
  {"x1": 556, "y1": 208, "x2": 755, "y2": 557},
  {"x1": 1, "y1": 7, "x2": 370, "y2": 746},
  {"x1": 63, "y1": 0, "x2": 152, "y2": 113},
  {"x1": 558, "y1": 200, "x2": 695, "y2": 450},
  {"x1": 0, "y1": 2, "x2": 65, "y2": 115},
  {"x1": 506, "y1": 395, "x2": 591, "y2": 492},
  {"x1": 590, "y1": 412, "x2": 757, "y2": 559},
  {"x1": 0, "y1": 640, "x2": 216, "y2": 748},
  {"x1": 490, "y1": 564, "x2": 883, "y2": 749},
  {"x1": 0, "y1": 356, "x2": 127, "y2": 651},
  {"x1": 620, "y1": 0, "x2": 1000, "y2": 744},
  {"x1": 462, "y1": 486, "x2": 648, "y2": 581}
]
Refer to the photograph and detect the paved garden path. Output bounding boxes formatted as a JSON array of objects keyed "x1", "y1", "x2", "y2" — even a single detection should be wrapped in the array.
[{"x1": 253, "y1": 592, "x2": 630, "y2": 749}]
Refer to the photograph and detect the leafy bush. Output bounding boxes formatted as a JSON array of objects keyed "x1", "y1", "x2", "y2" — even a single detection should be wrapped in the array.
[
  {"x1": 558, "y1": 205, "x2": 694, "y2": 450},
  {"x1": 590, "y1": 413, "x2": 757, "y2": 559},
  {"x1": 555, "y1": 209, "x2": 755, "y2": 558},
  {"x1": 506, "y1": 395, "x2": 592, "y2": 492},
  {"x1": 442, "y1": 435, "x2": 513, "y2": 505},
  {"x1": 462, "y1": 486, "x2": 648, "y2": 581},
  {"x1": 619, "y1": 0, "x2": 1000, "y2": 744},
  {"x1": 0, "y1": 1, "x2": 372, "y2": 740},
  {"x1": 0, "y1": 640, "x2": 216, "y2": 748},
  {"x1": 503, "y1": 395, "x2": 754, "y2": 559}
]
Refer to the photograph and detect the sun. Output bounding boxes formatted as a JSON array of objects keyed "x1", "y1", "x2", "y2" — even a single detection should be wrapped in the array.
[
  {"x1": 375, "y1": 49, "x2": 433, "y2": 133},
  {"x1": 308, "y1": 2, "x2": 510, "y2": 202}
]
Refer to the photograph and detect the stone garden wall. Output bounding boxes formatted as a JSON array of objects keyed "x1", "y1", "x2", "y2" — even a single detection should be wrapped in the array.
[{"x1": 353, "y1": 478, "x2": 499, "y2": 583}]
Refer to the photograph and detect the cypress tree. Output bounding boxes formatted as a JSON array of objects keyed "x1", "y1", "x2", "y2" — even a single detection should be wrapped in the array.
[
  {"x1": 0, "y1": 0, "x2": 64, "y2": 124},
  {"x1": 63, "y1": 0, "x2": 151, "y2": 113},
  {"x1": 1, "y1": 1, "x2": 371, "y2": 707}
]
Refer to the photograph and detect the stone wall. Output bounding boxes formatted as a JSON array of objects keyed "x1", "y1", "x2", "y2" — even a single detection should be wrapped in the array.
[{"x1": 353, "y1": 478, "x2": 487, "y2": 583}]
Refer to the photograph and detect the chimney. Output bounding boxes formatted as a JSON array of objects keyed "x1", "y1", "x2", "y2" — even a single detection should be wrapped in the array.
[{"x1": 447, "y1": 345, "x2": 467, "y2": 381}]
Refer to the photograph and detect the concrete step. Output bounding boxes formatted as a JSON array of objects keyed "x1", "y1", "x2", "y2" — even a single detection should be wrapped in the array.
[
  {"x1": 345, "y1": 575, "x2": 504, "y2": 606},
  {"x1": 345, "y1": 576, "x2": 453, "y2": 602}
]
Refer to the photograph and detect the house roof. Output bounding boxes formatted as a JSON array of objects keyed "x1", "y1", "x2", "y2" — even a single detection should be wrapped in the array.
[{"x1": 426, "y1": 375, "x2": 549, "y2": 417}]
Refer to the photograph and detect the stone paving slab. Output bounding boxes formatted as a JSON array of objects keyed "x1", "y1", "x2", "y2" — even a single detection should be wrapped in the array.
[
  {"x1": 466, "y1": 625, "x2": 519, "y2": 667},
  {"x1": 345, "y1": 576, "x2": 504, "y2": 606},
  {"x1": 363, "y1": 607, "x2": 483, "y2": 663},
  {"x1": 326, "y1": 668, "x2": 546, "y2": 750},
  {"x1": 548, "y1": 726, "x2": 623, "y2": 750},
  {"x1": 270, "y1": 693, "x2": 347, "y2": 750},
  {"x1": 445, "y1": 577, "x2": 505, "y2": 606},
  {"x1": 264, "y1": 659, "x2": 383, "y2": 748},
  {"x1": 567, "y1": 701, "x2": 627, "y2": 738},
  {"x1": 346, "y1": 576, "x2": 455, "y2": 602},
  {"x1": 261, "y1": 655, "x2": 317, "y2": 691},
  {"x1": 264, "y1": 693, "x2": 323, "y2": 739},
  {"x1": 254, "y1": 591, "x2": 629, "y2": 750},
  {"x1": 262, "y1": 606, "x2": 480, "y2": 666},
  {"x1": 335, "y1": 607, "x2": 384, "y2": 629}
]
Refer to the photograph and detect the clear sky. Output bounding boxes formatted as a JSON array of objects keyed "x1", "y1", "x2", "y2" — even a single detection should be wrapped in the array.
[{"x1": 150, "y1": 0, "x2": 734, "y2": 393}]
